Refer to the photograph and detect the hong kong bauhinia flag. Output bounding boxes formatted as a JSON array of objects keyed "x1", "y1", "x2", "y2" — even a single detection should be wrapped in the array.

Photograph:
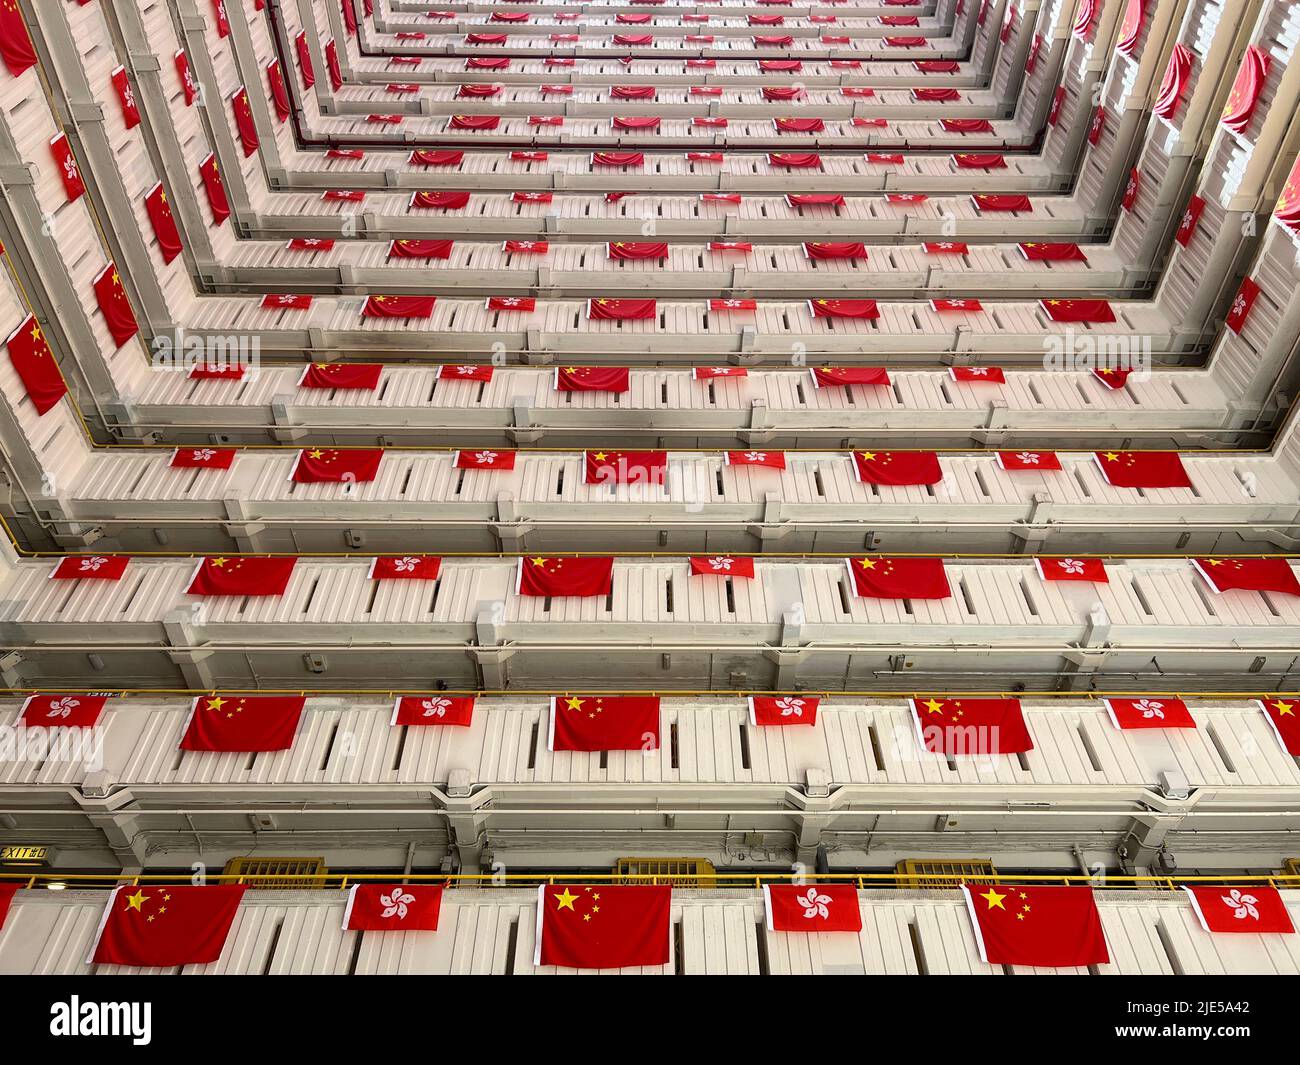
[
  {"x1": 290, "y1": 447, "x2": 384, "y2": 484},
  {"x1": 1257, "y1": 696, "x2": 1300, "y2": 754},
  {"x1": 6, "y1": 315, "x2": 68, "y2": 415},
  {"x1": 171, "y1": 447, "x2": 237, "y2": 469},
  {"x1": 549, "y1": 694, "x2": 660, "y2": 752},
  {"x1": 846, "y1": 557, "x2": 950, "y2": 599},
  {"x1": 764, "y1": 885, "x2": 861, "y2": 932},
  {"x1": 517, "y1": 556, "x2": 614, "y2": 597},
  {"x1": 90, "y1": 885, "x2": 246, "y2": 967},
  {"x1": 51, "y1": 555, "x2": 129, "y2": 581},
  {"x1": 20, "y1": 693, "x2": 108, "y2": 728},
  {"x1": 535, "y1": 884, "x2": 671, "y2": 969},
  {"x1": 49, "y1": 134, "x2": 85, "y2": 202},
  {"x1": 344, "y1": 885, "x2": 443, "y2": 931},
  {"x1": 998, "y1": 450, "x2": 1061, "y2": 471},
  {"x1": 454, "y1": 448, "x2": 515, "y2": 470},
  {"x1": 852, "y1": 450, "x2": 942, "y2": 486},
  {"x1": 690, "y1": 555, "x2": 756, "y2": 578},
  {"x1": 1034, "y1": 556, "x2": 1108, "y2": 582},
  {"x1": 369, "y1": 555, "x2": 442, "y2": 581},
  {"x1": 910, "y1": 696, "x2": 1032, "y2": 755},
  {"x1": 390, "y1": 694, "x2": 474, "y2": 727},
  {"x1": 749, "y1": 694, "x2": 818, "y2": 727},
  {"x1": 962, "y1": 884, "x2": 1109, "y2": 967},
  {"x1": 1103, "y1": 696, "x2": 1196, "y2": 730},
  {"x1": 185, "y1": 555, "x2": 297, "y2": 596},
  {"x1": 93, "y1": 264, "x2": 139, "y2": 347},
  {"x1": 1184, "y1": 886, "x2": 1295, "y2": 934},
  {"x1": 1192, "y1": 557, "x2": 1300, "y2": 596},
  {"x1": 180, "y1": 694, "x2": 306, "y2": 752}
]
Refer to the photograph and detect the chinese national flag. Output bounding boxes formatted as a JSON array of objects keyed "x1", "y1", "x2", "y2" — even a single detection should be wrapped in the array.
[
  {"x1": 369, "y1": 555, "x2": 442, "y2": 580},
  {"x1": 344, "y1": 885, "x2": 444, "y2": 931},
  {"x1": 294, "y1": 31, "x2": 315, "y2": 88},
  {"x1": 1103, "y1": 696, "x2": 1195, "y2": 730},
  {"x1": 299, "y1": 363, "x2": 382, "y2": 390},
  {"x1": 1193, "y1": 557, "x2": 1300, "y2": 596},
  {"x1": 1041, "y1": 298, "x2": 1116, "y2": 324},
  {"x1": 1094, "y1": 369, "x2": 1131, "y2": 391},
  {"x1": 556, "y1": 367, "x2": 630, "y2": 393},
  {"x1": 171, "y1": 447, "x2": 237, "y2": 469},
  {"x1": 775, "y1": 117, "x2": 825, "y2": 133},
  {"x1": 411, "y1": 150, "x2": 464, "y2": 167},
  {"x1": 768, "y1": 152, "x2": 822, "y2": 169},
  {"x1": 591, "y1": 151, "x2": 645, "y2": 167},
  {"x1": 811, "y1": 366, "x2": 890, "y2": 388},
  {"x1": 587, "y1": 298, "x2": 656, "y2": 321},
  {"x1": 93, "y1": 264, "x2": 139, "y2": 347},
  {"x1": 454, "y1": 448, "x2": 515, "y2": 470},
  {"x1": 550, "y1": 694, "x2": 660, "y2": 752},
  {"x1": 585, "y1": 449, "x2": 666, "y2": 485},
  {"x1": 910, "y1": 696, "x2": 1032, "y2": 754},
  {"x1": 411, "y1": 190, "x2": 471, "y2": 209},
  {"x1": 941, "y1": 119, "x2": 994, "y2": 134},
  {"x1": 1185, "y1": 886, "x2": 1295, "y2": 935},
  {"x1": 230, "y1": 87, "x2": 259, "y2": 156},
  {"x1": 608, "y1": 242, "x2": 668, "y2": 261},
  {"x1": 1276, "y1": 154, "x2": 1300, "y2": 235},
  {"x1": 91, "y1": 885, "x2": 246, "y2": 967},
  {"x1": 963, "y1": 885, "x2": 1108, "y2": 967},
  {"x1": 725, "y1": 449, "x2": 784, "y2": 469},
  {"x1": 972, "y1": 194, "x2": 1031, "y2": 212},
  {"x1": 291, "y1": 447, "x2": 384, "y2": 484},
  {"x1": 389, "y1": 239, "x2": 453, "y2": 261},
  {"x1": 20, "y1": 693, "x2": 108, "y2": 728},
  {"x1": 185, "y1": 556, "x2": 297, "y2": 596},
  {"x1": 749, "y1": 694, "x2": 818, "y2": 727},
  {"x1": 1094, "y1": 450, "x2": 1191, "y2": 489},
  {"x1": 1258, "y1": 697, "x2": 1300, "y2": 754},
  {"x1": 997, "y1": 450, "x2": 1061, "y2": 471},
  {"x1": 51, "y1": 555, "x2": 129, "y2": 581},
  {"x1": 535, "y1": 884, "x2": 670, "y2": 969},
  {"x1": 145, "y1": 183, "x2": 184, "y2": 264},
  {"x1": 390, "y1": 695, "x2": 474, "y2": 727},
  {"x1": 1034, "y1": 557, "x2": 1108, "y2": 583},
  {"x1": 690, "y1": 555, "x2": 756, "y2": 578},
  {"x1": 0, "y1": 0, "x2": 36, "y2": 78},
  {"x1": 518, "y1": 556, "x2": 614, "y2": 598},
  {"x1": 49, "y1": 134, "x2": 85, "y2": 202},
  {"x1": 267, "y1": 59, "x2": 291, "y2": 122},
  {"x1": 1226, "y1": 277, "x2": 1260, "y2": 334},
  {"x1": 847, "y1": 556, "x2": 950, "y2": 599},
  {"x1": 199, "y1": 154, "x2": 231, "y2": 226},
  {"x1": 181, "y1": 694, "x2": 306, "y2": 752},
  {"x1": 362, "y1": 295, "x2": 436, "y2": 320},
  {"x1": 953, "y1": 152, "x2": 1004, "y2": 168},
  {"x1": 5, "y1": 315, "x2": 67, "y2": 415},
  {"x1": 764, "y1": 885, "x2": 861, "y2": 932},
  {"x1": 950, "y1": 367, "x2": 1005, "y2": 383},
  {"x1": 1019, "y1": 242, "x2": 1088, "y2": 262},
  {"x1": 612, "y1": 116, "x2": 660, "y2": 131},
  {"x1": 804, "y1": 242, "x2": 867, "y2": 261},
  {"x1": 1221, "y1": 46, "x2": 1270, "y2": 134},
  {"x1": 852, "y1": 450, "x2": 942, "y2": 486},
  {"x1": 809, "y1": 299, "x2": 880, "y2": 320},
  {"x1": 916, "y1": 60, "x2": 959, "y2": 72},
  {"x1": 111, "y1": 66, "x2": 140, "y2": 129}
]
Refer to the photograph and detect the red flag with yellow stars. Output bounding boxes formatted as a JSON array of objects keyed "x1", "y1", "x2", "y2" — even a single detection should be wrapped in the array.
[
  {"x1": 607, "y1": 241, "x2": 669, "y2": 261},
  {"x1": 1040, "y1": 298, "x2": 1116, "y2": 324},
  {"x1": 0, "y1": 883, "x2": 16, "y2": 930},
  {"x1": 92, "y1": 264, "x2": 139, "y2": 348},
  {"x1": 1019, "y1": 242, "x2": 1087, "y2": 262},
  {"x1": 587, "y1": 298, "x2": 656, "y2": 321},
  {"x1": 941, "y1": 118, "x2": 994, "y2": 134},
  {"x1": 1276, "y1": 153, "x2": 1300, "y2": 235},
  {"x1": 909, "y1": 696, "x2": 1032, "y2": 754},
  {"x1": 549, "y1": 694, "x2": 660, "y2": 752},
  {"x1": 294, "y1": 32, "x2": 315, "y2": 88},
  {"x1": 0, "y1": 0, "x2": 37, "y2": 78},
  {"x1": 388, "y1": 239, "x2": 454, "y2": 261},
  {"x1": 846, "y1": 556, "x2": 950, "y2": 599},
  {"x1": 851, "y1": 450, "x2": 942, "y2": 486},
  {"x1": 5, "y1": 315, "x2": 68, "y2": 415},
  {"x1": 1093, "y1": 450, "x2": 1191, "y2": 489},
  {"x1": 180, "y1": 694, "x2": 306, "y2": 751},
  {"x1": 517, "y1": 556, "x2": 614, "y2": 598},
  {"x1": 411, "y1": 190, "x2": 472, "y2": 209},
  {"x1": 90, "y1": 885, "x2": 245, "y2": 966},
  {"x1": 230, "y1": 87, "x2": 259, "y2": 156},
  {"x1": 290, "y1": 447, "x2": 384, "y2": 484},
  {"x1": 199, "y1": 153, "x2": 231, "y2": 226},
  {"x1": 972, "y1": 193, "x2": 1031, "y2": 212},
  {"x1": 145, "y1": 183, "x2": 184, "y2": 264},
  {"x1": 534, "y1": 884, "x2": 671, "y2": 969},
  {"x1": 810, "y1": 366, "x2": 890, "y2": 388},
  {"x1": 185, "y1": 556, "x2": 297, "y2": 596},
  {"x1": 962, "y1": 884, "x2": 1108, "y2": 967},
  {"x1": 554, "y1": 366, "x2": 630, "y2": 393},
  {"x1": 1257, "y1": 696, "x2": 1300, "y2": 754},
  {"x1": 267, "y1": 59, "x2": 291, "y2": 122},
  {"x1": 362, "y1": 295, "x2": 437, "y2": 320},
  {"x1": 298, "y1": 362, "x2": 383, "y2": 390},
  {"x1": 1221, "y1": 46, "x2": 1270, "y2": 134},
  {"x1": 808, "y1": 298, "x2": 880, "y2": 320},
  {"x1": 1192, "y1": 557, "x2": 1300, "y2": 596},
  {"x1": 584, "y1": 449, "x2": 667, "y2": 485}
]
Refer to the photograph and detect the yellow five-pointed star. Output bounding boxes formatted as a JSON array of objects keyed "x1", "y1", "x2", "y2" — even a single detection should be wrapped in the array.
[
  {"x1": 593, "y1": 452, "x2": 608, "y2": 461},
  {"x1": 210, "y1": 557, "x2": 228, "y2": 567},
  {"x1": 553, "y1": 888, "x2": 578, "y2": 911},
  {"x1": 857, "y1": 558, "x2": 876, "y2": 569},
  {"x1": 923, "y1": 698, "x2": 945, "y2": 715},
  {"x1": 980, "y1": 888, "x2": 1007, "y2": 911},
  {"x1": 205, "y1": 696, "x2": 226, "y2": 711},
  {"x1": 530, "y1": 557, "x2": 547, "y2": 567},
  {"x1": 124, "y1": 890, "x2": 148, "y2": 912},
  {"x1": 860, "y1": 451, "x2": 876, "y2": 461},
  {"x1": 1274, "y1": 701, "x2": 1295, "y2": 716},
  {"x1": 565, "y1": 697, "x2": 585, "y2": 711},
  {"x1": 1102, "y1": 452, "x2": 1120, "y2": 462}
]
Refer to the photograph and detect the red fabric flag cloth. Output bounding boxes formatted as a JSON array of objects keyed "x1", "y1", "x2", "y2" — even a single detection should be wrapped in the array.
[
  {"x1": 883, "y1": 35, "x2": 926, "y2": 46},
  {"x1": 199, "y1": 154, "x2": 231, "y2": 226},
  {"x1": 608, "y1": 242, "x2": 668, "y2": 261},
  {"x1": 1192, "y1": 557, "x2": 1300, "y2": 596},
  {"x1": 882, "y1": 14, "x2": 921, "y2": 25},
  {"x1": 1019, "y1": 242, "x2": 1087, "y2": 263},
  {"x1": 749, "y1": 694, "x2": 818, "y2": 727},
  {"x1": 997, "y1": 450, "x2": 1061, "y2": 471},
  {"x1": 1221, "y1": 46, "x2": 1270, "y2": 134},
  {"x1": 753, "y1": 34, "x2": 795, "y2": 45},
  {"x1": 447, "y1": 115, "x2": 499, "y2": 132},
  {"x1": 512, "y1": 191, "x2": 553, "y2": 205},
  {"x1": 390, "y1": 695, "x2": 473, "y2": 726},
  {"x1": 439, "y1": 364, "x2": 494, "y2": 383},
  {"x1": 767, "y1": 152, "x2": 822, "y2": 169},
  {"x1": 1092, "y1": 368, "x2": 1131, "y2": 390},
  {"x1": 750, "y1": 13, "x2": 785, "y2": 23},
  {"x1": 1226, "y1": 277, "x2": 1261, "y2": 334},
  {"x1": 1094, "y1": 450, "x2": 1191, "y2": 489},
  {"x1": 915, "y1": 87, "x2": 960, "y2": 102},
  {"x1": 190, "y1": 363, "x2": 245, "y2": 380},
  {"x1": 763, "y1": 86, "x2": 803, "y2": 100},
  {"x1": 362, "y1": 295, "x2": 436, "y2": 320},
  {"x1": 710, "y1": 298, "x2": 758, "y2": 313},
  {"x1": 388, "y1": 239, "x2": 454, "y2": 261},
  {"x1": 708, "y1": 241, "x2": 753, "y2": 252},
  {"x1": 1122, "y1": 168, "x2": 1141, "y2": 210},
  {"x1": 535, "y1": 884, "x2": 670, "y2": 969},
  {"x1": 788, "y1": 194, "x2": 845, "y2": 208},
  {"x1": 290, "y1": 447, "x2": 383, "y2": 484},
  {"x1": 842, "y1": 88, "x2": 877, "y2": 99},
  {"x1": 261, "y1": 294, "x2": 312, "y2": 312},
  {"x1": 51, "y1": 555, "x2": 129, "y2": 581},
  {"x1": 610, "y1": 85, "x2": 656, "y2": 99},
  {"x1": 950, "y1": 366, "x2": 1006, "y2": 383},
  {"x1": 886, "y1": 193, "x2": 926, "y2": 205},
  {"x1": 465, "y1": 32, "x2": 507, "y2": 45},
  {"x1": 111, "y1": 66, "x2": 141, "y2": 129},
  {"x1": 457, "y1": 84, "x2": 501, "y2": 98},
  {"x1": 1048, "y1": 86, "x2": 1068, "y2": 126},
  {"x1": 775, "y1": 117, "x2": 825, "y2": 133},
  {"x1": 932, "y1": 298, "x2": 983, "y2": 313},
  {"x1": 344, "y1": 885, "x2": 444, "y2": 931},
  {"x1": 1041, "y1": 298, "x2": 1116, "y2": 323},
  {"x1": 1258, "y1": 696, "x2": 1300, "y2": 754},
  {"x1": 287, "y1": 238, "x2": 334, "y2": 253},
  {"x1": 811, "y1": 366, "x2": 890, "y2": 388},
  {"x1": 910, "y1": 696, "x2": 1032, "y2": 754},
  {"x1": 1103, "y1": 696, "x2": 1195, "y2": 730},
  {"x1": 852, "y1": 450, "x2": 942, "y2": 486},
  {"x1": 1033, "y1": 556, "x2": 1108, "y2": 583},
  {"x1": 613, "y1": 33, "x2": 654, "y2": 44},
  {"x1": 180, "y1": 694, "x2": 306, "y2": 752},
  {"x1": 0, "y1": 0, "x2": 37, "y2": 78},
  {"x1": 1185, "y1": 886, "x2": 1296, "y2": 934},
  {"x1": 941, "y1": 118, "x2": 994, "y2": 134},
  {"x1": 518, "y1": 556, "x2": 615, "y2": 598},
  {"x1": 92, "y1": 264, "x2": 139, "y2": 347},
  {"x1": 5, "y1": 315, "x2": 67, "y2": 415},
  {"x1": 809, "y1": 299, "x2": 880, "y2": 321},
  {"x1": 764, "y1": 884, "x2": 861, "y2": 932},
  {"x1": 915, "y1": 60, "x2": 959, "y2": 72},
  {"x1": 410, "y1": 150, "x2": 464, "y2": 168},
  {"x1": 1175, "y1": 195, "x2": 1206, "y2": 247},
  {"x1": 299, "y1": 363, "x2": 382, "y2": 390},
  {"x1": 185, "y1": 556, "x2": 297, "y2": 596},
  {"x1": 973, "y1": 193, "x2": 1032, "y2": 213},
  {"x1": 267, "y1": 60, "x2": 291, "y2": 122},
  {"x1": 1073, "y1": 0, "x2": 1098, "y2": 37},
  {"x1": 411, "y1": 191, "x2": 471, "y2": 211},
  {"x1": 20, "y1": 693, "x2": 109, "y2": 728},
  {"x1": 846, "y1": 556, "x2": 950, "y2": 599},
  {"x1": 176, "y1": 49, "x2": 198, "y2": 105},
  {"x1": 1115, "y1": 0, "x2": 1144, "y2": 56},
  {"x1": 963, "y1": 884, "x2": 1109, "y2": 967},
  {"x1": 145, "y1": 183, "x2": 185, "y2": 264},
  {"x1": 555, "y1": 367, "x2": 631, "y2": 393},
  {"x1": 230, "y1": 87, "x2": 259, "y2": 156},
  {"x1": 549, "y1": 694, "x2": 660, "y2": 752},
  {"x1": 1154, "y1": 44, "x2": 1193, "y2": 121},
  {"x1": 49, "y1": 134, "x2": 85, "y2": 203},
  {"x1": 90, "y1": 885, "x2": 246, "y2": 967},
  {"x1": 612, "y1": 116, "x2": 660, "y2": 131},
  {"x1": 804, "y1": 242, "x2": 867, "y2": 261},
  {"x1": 369, "y1": 555, "x2": 442, "y2": 581},
  {"x1": 587, "y1": 298, "x2": 656, "y2": 321},
  {"x1": 591, "y1": 151, "x2": 645, "y2": 167},
  {"x1": 694, "y1": 366, "x2": 748, "y2": 380},
  {"x1": 171, "y1": 446, "x2": 237, "y2": 470},
  {"x1": 504, "y1": 240, "x2": 548, "y2": 255},
  {"x1": 294, "y1": 32, "x2": 315, "y2": 88},
  {"x1": 1088, "y1": 106, "x2": 1107, "y2": 144},
  {"x1": 690, "y1": 555, "x2": 757, "y2": 578},
  {"x1": 925, "y1": 241, "x2": 970, "y2": 255},
  {"x1": 585, "y1": 449, "x2": 667, "y2": 485},
  {"x1": 725, "y1": 449, "x2": 784, "y2": 469},
  {"x1": 1277, "y1": 153, "x2": 1300, "y2": 235},
  {"x1": 953, "y1": 153, "x2": 1004, "y2": 169}
]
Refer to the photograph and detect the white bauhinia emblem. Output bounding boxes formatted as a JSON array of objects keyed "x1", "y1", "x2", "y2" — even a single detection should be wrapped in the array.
[
  {"x1": 420, "y1": 697, "x2": 452, "y2": 718},
  {"x1": 380, "y1": 889, "x2": 417, "y2": 920},
  {"x1": 1230, "y1": 294, "x2": 1246, "y2": 318},
  {"x1": 1057, "y1": 558, "x2": 1085, "y2": 574},
  {"x1": 707, "y1": 556, "x2": 733, "y2": 571},
  {"x1": 743, "y1": 451, "x2": 767, "y2": 462},
  {"x1": 79, "y1": 556, "x2": 109, "y2": 572},
  {"x1": 935, "y1": 242, "x2": 955, "y2": 250},
  {"x1": 123, "y1": 84, "x2": 136, "y2": 111},
  {"x1": 474, "y1": 450, "x2": 498, "y2": 464},
  {"x1": 46, "y1": 696, "x2": 81, "y2": 720},
  {"x1": 1126, "y1": 178, "x2": 1137, "y2": 199},
  {"x1": 1132, "y1": 699, "x2": 1165, "y2": 720},
  {"x1": 192, "y1": 448, "x2": 216, "y2": 462},
  {"x1": 1181, "y1": 210, "x2": 1193, "y2": 230},
  {"x1": 1015, "y1": 451, "x2": 1040, "y2": 464},
  {"x1": 965, "y1": 366, "x2": 989, "y2": 375},
  {"x1": 63, "y1": 156, "x2": 79, "y2": 183},
  {"x1": 393, "y1": 556, "x2": 420, "y2": 572},
  {"x1": 1221, "y1": 889, "x2": 1260, "y2": 922},
  {"x1": 455, "y1": 365, "x2": 477, "y2": 375},
  {"x1": 797, "y1": 888, "x2": 833, "y2": 920},
  {"x1": 710, "y1": 367, "x2": 731, "y2": 374},
  {"x1": 775, "y1": 697, "x2": 806, "y2": 718}
]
